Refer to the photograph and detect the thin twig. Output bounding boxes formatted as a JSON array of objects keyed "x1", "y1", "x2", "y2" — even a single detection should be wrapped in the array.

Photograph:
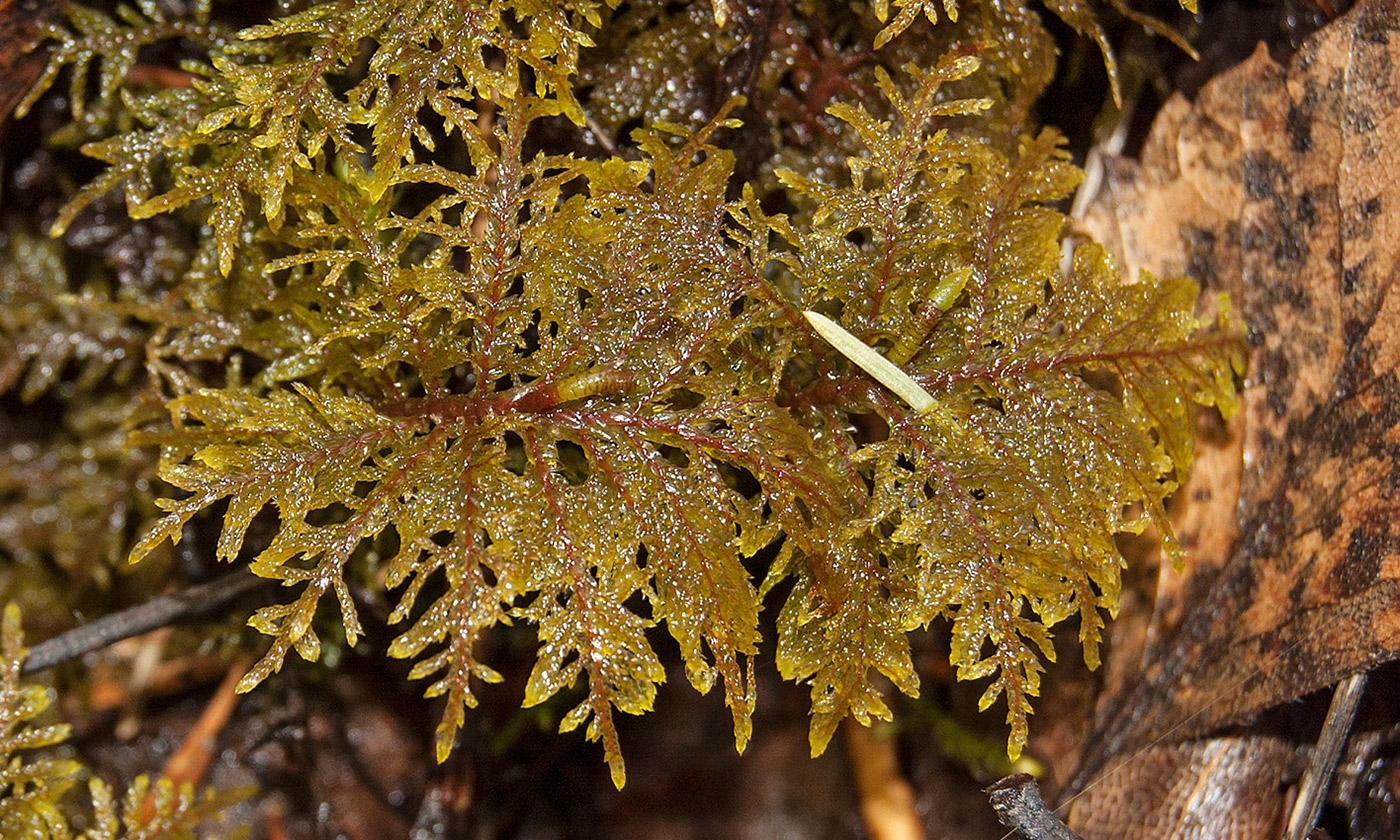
[
  {"x1": 581, "y1": 108, "x2": 623, "y2": 158},
  {"x1": 1060, "y1": 91, "x2": 1137, "y2": 280},
  {"x1": 985, "y1": 774, "x2": 1083, "y2": 840},
  {"x1": 138, "y1": 653, "x2": 255, "y2": 822},
  {"x1": 1283, "y1": 673, "x2": 1369, "y2": 840},
  {"x1": 22, "y1": 571, "x2": 265, "y2": 675}
]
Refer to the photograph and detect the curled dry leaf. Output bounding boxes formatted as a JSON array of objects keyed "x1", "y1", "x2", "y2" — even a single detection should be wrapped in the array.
[{"x1": 1068, "y1": 0, "x2": 1400, "y2": 831}]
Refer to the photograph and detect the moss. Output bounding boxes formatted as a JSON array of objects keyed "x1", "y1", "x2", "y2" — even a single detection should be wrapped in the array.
[{"x1": 3, "y1": 0, "x2": 1230, "y2": 791}]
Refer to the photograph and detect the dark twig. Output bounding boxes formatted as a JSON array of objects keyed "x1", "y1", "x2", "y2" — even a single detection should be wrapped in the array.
[
  {"x1": 22, "y1": 571, "x2": 266, "y2": 675},
  {"x1": 985, "y1": 774, "x2": 1083, "y2": 840},
  {"x1": 1283, "y1": 672, "x2": 1369, "y2": 840}
]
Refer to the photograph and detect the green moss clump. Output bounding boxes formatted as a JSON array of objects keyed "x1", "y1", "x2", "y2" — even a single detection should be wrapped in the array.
[{"x1": 3, "y1": 0, "x2": 1231, "y2": 790}]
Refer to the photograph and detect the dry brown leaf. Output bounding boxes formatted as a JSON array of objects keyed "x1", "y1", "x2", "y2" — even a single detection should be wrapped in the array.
[
  {"x1": 1070, "y1": 736, "x2": 1297, "y2": 839},
  {"x1": 1066, "y1": 0, "x2": 1400, "y2": 820}
]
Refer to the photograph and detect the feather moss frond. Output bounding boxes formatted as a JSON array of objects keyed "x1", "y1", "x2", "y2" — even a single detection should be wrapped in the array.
[
  {"x1": 12, "y1": 0, "x2": 1244, "y2": 782},
  {"x1": 769, "y1": 54, "x2": 1243, "y2": 757}
]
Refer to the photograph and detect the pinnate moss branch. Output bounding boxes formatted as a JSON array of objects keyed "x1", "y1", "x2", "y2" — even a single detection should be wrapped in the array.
[{"x1": 9, "y1": 0, "x2": 1244, "y2": 784}]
